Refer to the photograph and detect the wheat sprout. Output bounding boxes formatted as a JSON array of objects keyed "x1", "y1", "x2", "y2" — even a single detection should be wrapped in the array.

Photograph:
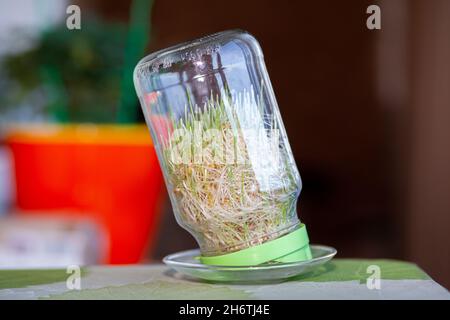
[{"x1": 161, "y1": 88, "x2": 300, "y2": 256}]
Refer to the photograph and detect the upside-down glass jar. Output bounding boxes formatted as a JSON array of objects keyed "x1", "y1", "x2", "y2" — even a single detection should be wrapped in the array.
[{"x1": 134, "y1": 30, "x2": 312, "y2": 266}]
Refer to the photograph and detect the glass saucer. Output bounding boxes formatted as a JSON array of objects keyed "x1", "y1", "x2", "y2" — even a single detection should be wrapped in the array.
[{"x1": 163, "y1": 244, "x2": 337, "y2": 283}]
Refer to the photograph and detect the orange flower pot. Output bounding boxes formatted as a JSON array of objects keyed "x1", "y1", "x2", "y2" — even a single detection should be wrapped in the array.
[{"x1": 6, "y1": 124, "x2": 165, "y2": 264}]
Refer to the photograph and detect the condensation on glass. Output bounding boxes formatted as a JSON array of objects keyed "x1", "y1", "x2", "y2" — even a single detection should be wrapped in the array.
[{"x1": 134, "y1": 30, "x2": 303, "y2": 257}]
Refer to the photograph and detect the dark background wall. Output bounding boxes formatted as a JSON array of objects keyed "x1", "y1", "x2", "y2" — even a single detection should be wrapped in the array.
[{"x1": 145, "y1": 0, "x2": 396, "y2": 260}]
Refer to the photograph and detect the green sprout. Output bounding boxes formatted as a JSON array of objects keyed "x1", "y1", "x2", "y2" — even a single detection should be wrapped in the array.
[{"x1": 161, "y1": 88, "x2": 300, "y2": 256}]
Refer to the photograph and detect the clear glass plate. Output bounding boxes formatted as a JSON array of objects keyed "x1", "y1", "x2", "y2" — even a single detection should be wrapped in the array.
[{"x1": 163, "y1": 244, "x2": 337, "y2": 283}]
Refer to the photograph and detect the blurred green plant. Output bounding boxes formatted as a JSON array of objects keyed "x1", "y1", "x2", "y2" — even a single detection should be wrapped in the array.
[
  {"x1": 1, "y1": 0, "x2": 153, "y2": 124},
  {"x1": 0, "y1": 16, "x2": 144, "y2": 123}
]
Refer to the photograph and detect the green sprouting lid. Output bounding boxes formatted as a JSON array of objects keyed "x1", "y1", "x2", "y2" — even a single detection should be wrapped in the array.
[{"x1": 200, "y1": 224, "x2": 312, "y2": 266}]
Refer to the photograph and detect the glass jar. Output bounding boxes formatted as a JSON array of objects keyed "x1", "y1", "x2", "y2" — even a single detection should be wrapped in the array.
[{"x1": 134, "y1": 30, "x2": 311, "y2": 266}]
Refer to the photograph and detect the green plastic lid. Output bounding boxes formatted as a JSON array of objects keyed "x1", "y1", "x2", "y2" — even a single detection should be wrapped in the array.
[{"x1": 200, "y1": 224, "x2": 312, "y2": 266}]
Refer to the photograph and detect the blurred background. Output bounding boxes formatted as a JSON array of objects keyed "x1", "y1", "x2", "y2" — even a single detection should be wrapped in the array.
[{"x1": 0, "y1": 0, "x2": 449, "y2": 288}]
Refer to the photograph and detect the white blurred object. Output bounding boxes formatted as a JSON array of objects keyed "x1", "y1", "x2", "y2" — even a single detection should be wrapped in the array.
[
  {"x1": 0, "y1": 214, "x2": 104, "y2": 268},
  {"x1": 0, "y1": 147, "x2": 14, "y2": 215},
  {"x1": 0, "y1": 0, "x2": 68, "y2": 55}
]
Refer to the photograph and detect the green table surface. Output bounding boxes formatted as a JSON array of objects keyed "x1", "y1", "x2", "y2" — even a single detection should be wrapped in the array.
[{"x1": 0, "y1": 259, "x2": 448, "y2": 300}]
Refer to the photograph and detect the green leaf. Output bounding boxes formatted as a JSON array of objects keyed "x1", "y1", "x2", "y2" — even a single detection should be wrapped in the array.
[
  {"x1": 289, "y1": 259, "x2": 429, "y2": 283},
  {"x1": 42, "y1": 280, "x2": 251, "y2": 300},
  {"x1": 0, "y1": 268, "x2": 86, "y2": 289}
]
